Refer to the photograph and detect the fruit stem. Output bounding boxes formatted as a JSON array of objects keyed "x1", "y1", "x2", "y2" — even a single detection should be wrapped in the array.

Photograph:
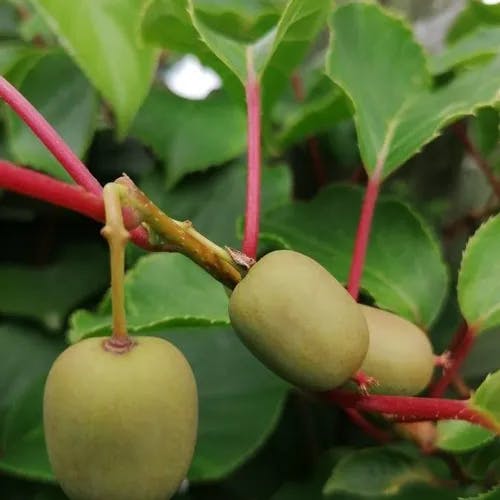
[
  {"x1": 0, "y1": 76, "x2": 102, "y2": 195},
  {"x1": 116, "y1": 175, "x2": 242, "y2": 289},
  {"x1": 326, "y1": 390, "x2": 499, "y2": 434},
  {"x1": 242, "y1": 48, "x2": 262, "y2": 260},
  {"x1": 0, "y1": 160, "x2": 104, "y2": 221},
  {"x1": 101, "y1": 183, "x2": 131, "y2": 344},
  {"x1": 428, "y1": 323, "x2": 476, "y2": 398},
  {"x1": 347, "y1": 171, "x2": 381, "y2": 299}
]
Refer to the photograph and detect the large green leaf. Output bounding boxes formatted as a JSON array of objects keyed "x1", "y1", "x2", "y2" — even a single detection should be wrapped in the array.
[
  {"x1": 131, "y1": 88, "x2": 247, "y2": 187},
  {"x1": 0, "y1": 323, "x2": 61, "y2": 428},
  {"x1": 323, "y1": 447, "x2": 433, "y2": 497},
  {"x1": 326, "y1": 3, "x2": 500, "y2": 179},
  {"x1": 0, "y1": 323, "x2": 62, "y2": 481},
  {"x1": 260, "y1": 185, "x2": 447, "y2": 328},
  {"x1": 139, "y1": 162, "x2": 292, "y2": 248},
  {"x1": 0, "y1": 243, "x2": 108, "y2": 331},
  {"x1": 430, "y1": 26, "x2": 500, "y2": 75},
  {"x1": 188, "y1": 0, "x2": 329, "y2": 111},
  {"x1": 0, "y1": 377, "x2": 53, "y2": 481},
  {"x1": 458, "y1": 215, "x2": 500, "y2": 333},
  {"x1": 32, "y1": 0, "x2": 158, "y2": 136},
  {"x1": 0, "y1": 42, "x2": 32, "y2": 75},
  {"x1": 68, "y1": 253, "x2": 230, "y2": 342},
  {"x1": 4, "y1": 50, "x2": 97, "y2": 180},
  {"x1": 157, "y1": 326, "x2": 288, "y2": 481}
]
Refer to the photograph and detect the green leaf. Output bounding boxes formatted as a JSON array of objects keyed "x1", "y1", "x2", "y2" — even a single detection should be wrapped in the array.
[
  {"x1": 439, "y1": 371, "x2": 500, "y2": 453},
  {"x1": 0, "y1": 42, "x2": 32, "y2": 75},
  {"x1": 139, "y1": 161, "x2": 292, "y2": 248},
  {"x1": 326, "y1": 3, "x2": 500, "y2": 179},
  {"x1": 470, "y1": 107, "x2": 500, "y2": 155},
  {"x1": 447, "y1": 1, "x2": 500, "y2": 43},
  {"x1": 458, "y1": 215, "x2": 500, "y2": 332},
  {"x1": 193, "y1": 0, "x2": 284, "y2": 43},
  {"x1": 68, "y1": 253, "x2": 230, "y2": 342},
  {"x1": 323, "y1": 447, "x2": 433, "y2": 497},
  {"x1": 430, "y1": 26, "x2": 500, "y2": 75},
  {"x1": 436, "y1": 420, "x2": 494, "y2": 453},
  {"x1": 131, "y1": 88, "x2": 247, "y2": 187},
  {"x1": 0, "y1": 377, "x2": 53, "y2": 482},
  {"x1": 156, "y1": 325, "x2": 287, "y2": 481},
  {"x1": 0, "y1": 243, "x2": 108, "y2": 331},
  {"x1": 32, "y1": 0, "x2": 159, "y2": 136},
  {"x1": 326, "y1": 3, "x2": 429, "y2": 178},
  {"x1": 4, "y1": 50, "x2": 98, "y2": 180},
  {"x1": 188, "y1": 0, "x2": 329, "y2": 110},
  {"x1": 261, "y1": 184, "x2": 447, "y2": 328},
  {"x1": 459, "y1": 485, "x2": 500, "y2": 500},
  {"x1": 0, "y1": 323, "x2": 61, "y2": 428},
  {"x1": 472, "y1": 370, "x2": 500, "y2": 422},
  {"x1": 277, "y1": 79, "x2": 351, "y2": 148}
]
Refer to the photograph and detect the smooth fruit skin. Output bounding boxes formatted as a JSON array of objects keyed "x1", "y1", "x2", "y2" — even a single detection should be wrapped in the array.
[
  {"x1": 229, "y1": 250, "x2": 369, "y2": 391},
  {"x1": 43, "y1": 336, "x2": 197, "y2": 500},
  {"x1": 360, "y1": 305, "x2": 435, "y2": 395}
]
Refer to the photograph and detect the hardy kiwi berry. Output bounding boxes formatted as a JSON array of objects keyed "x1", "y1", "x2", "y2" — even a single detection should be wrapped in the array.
[
  {"x1": 359, "y1": 305, "x2": 435, "y2": 395},
  {"x1": 229, "y1": 250, "x2": 369, "y2": 391},
  {"x1": 43, "y1": 336, "x2": 198, "y2": 500}
]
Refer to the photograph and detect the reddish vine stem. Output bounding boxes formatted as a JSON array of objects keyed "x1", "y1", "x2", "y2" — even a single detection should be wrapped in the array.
[
  {"x1": 0, "y1": 160, "x2": 104, "y2": 221},
  {"x1": 347, "y1": 172, "x2": 381, "y2": 299},
  {"x1": 326, "y1": 390, "x2": 499, "y2": 434},
  {"x1": 428, "y1": 324, "x2": 476, "y2": 398},
  {"x1": 452, "y1": 122, "x2": 500, "y2": 199},
  {"x1": 242, "y1": 52, "x2": 262, "y2": 259},
  {"x1": 0, "y1": 160, "x2": 153, "y2": 250},
  {"x1": 0, "y1": 76, "x2": 102, "y2": 195}
]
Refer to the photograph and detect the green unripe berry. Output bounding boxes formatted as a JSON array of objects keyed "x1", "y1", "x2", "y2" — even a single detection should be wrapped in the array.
[
  {"x1": 229, "y1": 250, "x2": 369, "y2": 391},
  {"x1": 44, "y1": 336, "x2": 198, "y2": 500},
  {"x1": 359, "y1": 305, "x2": 435, "y2": 395}
]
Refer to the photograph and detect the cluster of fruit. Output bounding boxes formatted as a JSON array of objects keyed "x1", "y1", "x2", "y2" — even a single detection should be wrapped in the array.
[{"x1": 42, "y1": 249, "x2": 434, "y2": 500}]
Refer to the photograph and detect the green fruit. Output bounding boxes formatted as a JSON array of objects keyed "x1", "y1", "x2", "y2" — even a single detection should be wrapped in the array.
[
  {"x1": 44, "y1": 336, "x2": 198, "y2": 500},
  {"x1": 360, "y1": 305, "x2": 435, "y2": 395},
  {"x1": 229, "y1": 250, "x2": 369, "y2": 391}
]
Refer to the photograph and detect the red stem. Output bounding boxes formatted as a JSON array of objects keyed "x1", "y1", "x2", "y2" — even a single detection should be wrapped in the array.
[
  {"x1": 326, "y1": 390, "x2": 499, "y2": 434},
  {"x1": 242, "y1": 57, "x2": 262, "y2": 259},
  {"x1": 0, "y1": 76, "x2": 102, "y2": 195},
  {"x1": 347, "y1": 173, "x2": 381, "y2": 299},
  {"x1": 0, "y1": 160, "x2": 104, "y2": 220},
  {"x1": 453, "y1": 122, "x2": 500, "y2": 199},
  {"x1": 0, "y1": 160, "x2": 153, "y2": 250},
  {"x1": 428, "y1": 324, "x2": 476, "y2": 398}
]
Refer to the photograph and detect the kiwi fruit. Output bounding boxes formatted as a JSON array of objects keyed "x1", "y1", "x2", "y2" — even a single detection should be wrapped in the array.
[
  {"x1": 359, "y1": 305, "x2": 435, "y2": 395},
  {"x1": 44, "y1": 336, "x2": 197, "y2": 500},
  {"x1": 229, "y1": 250, "x2": 369, "y2": 391}
]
